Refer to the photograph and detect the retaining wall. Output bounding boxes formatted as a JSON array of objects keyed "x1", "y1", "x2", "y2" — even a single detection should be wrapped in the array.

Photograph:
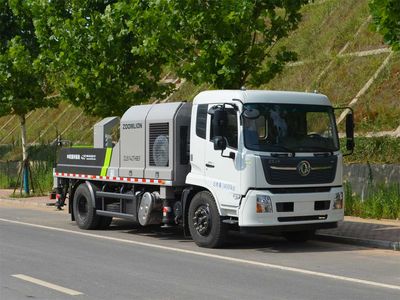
[{"x1": 343, "y1": 164, "x2": 400, "y2": 197}]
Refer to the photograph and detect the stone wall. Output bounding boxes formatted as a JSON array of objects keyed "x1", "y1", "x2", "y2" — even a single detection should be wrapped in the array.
[{"x1": 343, "y1": 164, "x2": 400, "y2": 198}]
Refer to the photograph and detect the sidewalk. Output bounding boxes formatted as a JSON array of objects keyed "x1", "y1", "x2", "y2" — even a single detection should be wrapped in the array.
[
  {"x1": 1, "y1": 189, "x2": 399, "y2": 250},
  {"x1": 316, "y1": 217, "x2": 400, "y2": 251},
  {"x1": 0, "y1": 189, "x2": 52, "y2": 208}
]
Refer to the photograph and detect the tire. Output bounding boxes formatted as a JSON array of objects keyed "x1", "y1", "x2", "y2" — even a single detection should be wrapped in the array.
[
  {"x1": 283, "y1": 230, "x2": 315, "y2": 243},
  {"x1": 73, "y1": 183, "x2": 100, "y2": 230},
  {"x1": 188, "y1": 191, "x2": 227, "y2": 248}
]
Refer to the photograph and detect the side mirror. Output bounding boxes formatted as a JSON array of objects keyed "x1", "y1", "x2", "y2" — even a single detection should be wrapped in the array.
[
  {"x1": 213, "y1": 136, "x2": 227, "y2": 151},
  {"x1": 345, "y1": 113, "x2": 355, "y2": 153},
  {"x1": 210, "y1": 107, "x2": 228, "y2": 137},
  {"x1": 334, "y1": 106, "x2": 355, "y2": 156}
]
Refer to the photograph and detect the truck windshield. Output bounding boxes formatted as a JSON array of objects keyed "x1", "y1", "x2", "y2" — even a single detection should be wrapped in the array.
[{"x1": 243, "y1": 103, "x2": 339, "y2": 152}]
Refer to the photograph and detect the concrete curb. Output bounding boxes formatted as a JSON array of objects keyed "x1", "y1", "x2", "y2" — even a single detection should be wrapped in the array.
[{"x1": 315, "y1": 233, "x2": 400, "y2": 251}]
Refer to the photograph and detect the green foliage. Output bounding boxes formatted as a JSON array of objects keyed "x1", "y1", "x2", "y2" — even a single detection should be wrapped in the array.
[
  {"x1": 345, "y1": 182, "x2": 400, "y2": 219},
  {"x1": 342, "y1": 137, "x2": 400, "y2": 164},
  {"x1": 0, "y1": 0, "x2": 56, "y2": 118},
  {"x1": 167, "y1": 0, "x2": 310, "y2": 89},
  {"x1": 32, "y1": 0, "x2": 175, "y2": 117},
  {"x1": 369, "y1": 0, "x2": 400, "y2": 51}
]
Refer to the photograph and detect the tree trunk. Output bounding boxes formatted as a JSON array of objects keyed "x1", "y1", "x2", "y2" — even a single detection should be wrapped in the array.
[
  {"x1": 19, "y1": 114, "x2": 28, "y2": 162},
  {"x1": 18, "y1": 114, "x2": 29, "y2": 195}
]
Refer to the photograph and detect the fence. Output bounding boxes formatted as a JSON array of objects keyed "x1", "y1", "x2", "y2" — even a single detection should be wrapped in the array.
[{"x1": 0, "y1": 144, "x2": 58, "y2": 193}]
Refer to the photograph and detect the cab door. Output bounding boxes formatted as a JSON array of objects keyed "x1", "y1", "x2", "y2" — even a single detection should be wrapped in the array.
[{"x1": 204, "y1": 105, "x2": 241, "y2": 210}]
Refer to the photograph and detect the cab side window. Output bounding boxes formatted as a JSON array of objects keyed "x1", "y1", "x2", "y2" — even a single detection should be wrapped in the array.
[
  {"x1": 196, "y1": 104, "x2": 208, "y2": 139},
  {"x1": 210, "y1": 107, "x2": 238, "y2": 149}
]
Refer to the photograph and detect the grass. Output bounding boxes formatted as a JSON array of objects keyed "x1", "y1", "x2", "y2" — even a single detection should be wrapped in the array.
[
  {"x1": 345, "y1": 18, "x2": 387, "y2": 53},
  {"x1": 355, "y1": 53, "x2": 400, "y2": 133},
  {"x1": 343, "y1": 137, "x2": 400, "y2": 164},
  {"x1": 278, "y1": 0, "x2": 369, "y2": 60},
  {"x1": 345, "y1": 182, "x2": 400, "y2": 220},
  {"x1": 316, "y1": 54, "x2": 388, "y2": 106},
  {"x1": 263, "y1": 59, "x2": 330, "y2": 92}
]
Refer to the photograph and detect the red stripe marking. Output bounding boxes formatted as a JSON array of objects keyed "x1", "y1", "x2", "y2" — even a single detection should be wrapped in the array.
[{"x1": 55, "y1": 172, "x2": 170, "y2": 185}]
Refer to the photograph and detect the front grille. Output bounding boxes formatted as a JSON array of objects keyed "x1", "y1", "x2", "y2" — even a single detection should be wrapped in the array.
[
  {"x1": 261, "y1": 156, "x2": 337, "y2": 185},
  {"x1": 268, "y1": 187, "x2": 331, "y2": 194},
  {"x1": 278, "y1": 215, "x2": 328, "y2": 222}
]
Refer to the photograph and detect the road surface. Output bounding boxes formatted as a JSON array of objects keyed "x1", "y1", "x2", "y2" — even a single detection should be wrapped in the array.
[{"x1": 1, "y1": 205, "x2": 399, "y2": 299}]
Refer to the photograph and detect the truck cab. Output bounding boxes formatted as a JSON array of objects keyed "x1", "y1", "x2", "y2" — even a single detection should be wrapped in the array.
[{"x1": 186, "y1": 90, "x2": 353, "y2": 242}]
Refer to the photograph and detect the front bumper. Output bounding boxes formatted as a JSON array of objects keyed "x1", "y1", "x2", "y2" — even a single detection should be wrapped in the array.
[{"x1": 239, "y1": 187, "x2": 344, "y2": 227}]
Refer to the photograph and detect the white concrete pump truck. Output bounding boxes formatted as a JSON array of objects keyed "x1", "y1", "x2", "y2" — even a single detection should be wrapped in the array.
[{"x1": 51, "y1": 90, "x2": 355, "y2": 248}]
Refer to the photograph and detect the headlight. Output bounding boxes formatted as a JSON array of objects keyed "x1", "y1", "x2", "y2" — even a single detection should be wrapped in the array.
[
  {"x1": 334, "y1": 192, "x2": 344, "y2": 209},
  {"x1": 256, "y1": 195, "x2": 273, "y2": 213}
]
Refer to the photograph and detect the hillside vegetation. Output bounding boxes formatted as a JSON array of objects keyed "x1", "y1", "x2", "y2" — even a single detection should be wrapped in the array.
[{"x1": 0, "y1": 0, "x2": 398, "y2": 161}]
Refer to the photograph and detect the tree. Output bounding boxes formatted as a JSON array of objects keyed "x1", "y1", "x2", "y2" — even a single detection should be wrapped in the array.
[
  {"x1": 166, "y1": 0, "x2": 310, "y2": 89},
  {"x1": 369, "y1": 0, "x2": 400, "y2": 51},
  {"x1": 32, "y1": 0, "x2": 176, "y2": 118},
  {"x1": 0, "y1": 0, "x2": 56, "y2": 194}
]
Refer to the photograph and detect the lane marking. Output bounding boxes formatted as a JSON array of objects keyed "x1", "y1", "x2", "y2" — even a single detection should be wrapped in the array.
[
  {"x1": 11, "y1": 274, "x2": 83, "y2": 296},
  {"x1": 2, "y1": 218, "x2": 400, "y2": 292}
]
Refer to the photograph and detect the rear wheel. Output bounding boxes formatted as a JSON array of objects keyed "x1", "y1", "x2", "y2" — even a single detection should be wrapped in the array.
[
  {"x1": 188, "y1": 191, "x2": 227, "y2": 248},
  {"x1": 283, "y1": 230, "x2": 315, "y2": 243},
  {"x1": 73, "y1": 183, "x2": 100, "y2": 230}
]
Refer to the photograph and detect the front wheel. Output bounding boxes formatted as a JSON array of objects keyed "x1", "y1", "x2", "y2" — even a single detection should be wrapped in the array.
[{"x1": 188, "y1": 191, "x2": 227, "y2": 248}]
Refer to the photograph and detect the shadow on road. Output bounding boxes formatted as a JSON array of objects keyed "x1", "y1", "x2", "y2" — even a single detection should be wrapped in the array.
[{"x1": 106, "y1": 219, "x2": 366, "y2": 253}]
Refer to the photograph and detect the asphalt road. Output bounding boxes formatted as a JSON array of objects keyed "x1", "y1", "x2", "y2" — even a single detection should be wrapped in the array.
[{"x1": 1, "y1": 206, "x2": 399, "y2": 300}]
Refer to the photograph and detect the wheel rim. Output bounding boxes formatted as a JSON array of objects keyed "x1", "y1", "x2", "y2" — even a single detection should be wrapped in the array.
[
  {"x1": 77, "y1": 196, "x2": 89, "y2": 221},
  {"x1": 193, "y1": 204, "x2": 211, "y2": 236}
]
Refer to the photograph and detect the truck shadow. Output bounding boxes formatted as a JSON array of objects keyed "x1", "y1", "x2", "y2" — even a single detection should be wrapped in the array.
[{"x1": 106, "y1": 219, "x2": 368, "y2": 253}]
